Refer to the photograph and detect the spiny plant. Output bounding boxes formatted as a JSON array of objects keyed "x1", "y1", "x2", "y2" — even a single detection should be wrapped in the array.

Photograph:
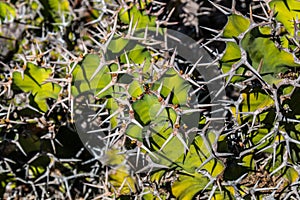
[
  {"x1": 2, "y1": 0, "x2": 300, "y2": 199},
  {"x1": 71, "y1": 4, "x2": 226, "y2": 199},
  {"x1": 217, "y1": 0, "x2": 300, "y2": 199},
  {"x1": 0, "y1": 0, "x2": 114, "y2": 199}
]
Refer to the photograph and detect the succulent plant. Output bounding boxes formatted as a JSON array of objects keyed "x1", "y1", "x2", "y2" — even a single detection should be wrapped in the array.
[
  {"x1": 218, "y1": 0, "x2": 300, "y2": 199},
  {"x1": 2, "y1": 0, "x2": 300, "y2": 199}
]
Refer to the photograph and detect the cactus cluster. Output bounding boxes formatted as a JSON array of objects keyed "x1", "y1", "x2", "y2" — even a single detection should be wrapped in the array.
[
  {"x1": 217, "y1": 0, "x2": 300, "y2": 198},
  {"x1": 1, "y1": 0, "x2": 300, "y2": 199}
]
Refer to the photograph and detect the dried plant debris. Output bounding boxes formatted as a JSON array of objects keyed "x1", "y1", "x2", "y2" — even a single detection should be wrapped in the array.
[{"x1": 1, "y1": 0, "x2": 300, "y2": 199}]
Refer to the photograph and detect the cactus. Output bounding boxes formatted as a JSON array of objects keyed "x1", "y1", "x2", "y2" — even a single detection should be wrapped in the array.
[
  {"x1": 2, "y1": 0, "x2": 300, "y2": 199},
  {"x1": 72, "y1": 9, "x2": 218, "y2": 198},
  {"x1": 218, "y1": 0, "x2": 300, "y2": 199}
]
